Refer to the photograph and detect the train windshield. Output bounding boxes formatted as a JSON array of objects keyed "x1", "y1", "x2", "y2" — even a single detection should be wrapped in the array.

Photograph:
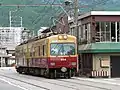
[{"x1": 50, "y1": 43, "x2": 76, "y2": 56}]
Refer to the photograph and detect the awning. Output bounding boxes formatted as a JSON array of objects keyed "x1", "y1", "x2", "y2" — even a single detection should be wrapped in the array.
[{"x1": 79, "y1": 42, "x2": 120, "y2": 53}]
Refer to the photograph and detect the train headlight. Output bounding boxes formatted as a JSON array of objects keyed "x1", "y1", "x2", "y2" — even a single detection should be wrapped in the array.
[
  {"x1": 63, "y1": 35, "x2": 68, "y2": 39},
  {"x1": 61, "y1": 67, "x2": 67, "y2": 72},
  {"x1": 50, "y1": 62, "x2": 55, "y2": 66},
  {"x1": 58, "y1": 35, "x2": 63, "y2": 40},
  {"x1": 71, "y1": 62, "x2": 76, "y2": 66}
]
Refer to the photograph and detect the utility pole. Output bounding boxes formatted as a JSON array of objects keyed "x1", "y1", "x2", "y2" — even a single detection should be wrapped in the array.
[
  {"x1": 74, "y1": 0, "x2": 79, "y2": 73},
  {"x1": 9, "y1": 10, "x2": 23, "y2": 44},
  {"x1": 74, "y1": 0, "x2": 79, "y2": 53}
]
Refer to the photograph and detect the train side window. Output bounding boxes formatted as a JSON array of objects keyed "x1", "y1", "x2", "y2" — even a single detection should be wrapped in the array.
[
  {"x1": 44, "y1": 45, "x2": 46, "y2": 56},
  {"x1": 42, "y1": 45, "x2": 46, "y2": 56},
  {"x1": 42, "y1": 45, "x2": 44, "y2": 56},
  {"x1": 33, "y1": 47, "x2": 36, "y2": 56},
  {"x1": 35, "y1": 47, "x2": 38, "y2": 56},
  {"x1": 33, "y1": 51, "x2": 35, "y2": 56},
  {"x1": 38, "y1": 46, "x2": 40, "y2": 56}
]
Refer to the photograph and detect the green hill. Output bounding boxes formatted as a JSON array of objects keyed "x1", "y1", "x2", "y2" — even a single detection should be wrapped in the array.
[
  {"x1": 0, "y1": 0, "x2": 119, "y2": 34},
  {"x1": 0, "y1": 0, "x2": 64, "y2": 33}
]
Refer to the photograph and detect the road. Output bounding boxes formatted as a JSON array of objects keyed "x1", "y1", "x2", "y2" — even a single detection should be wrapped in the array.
[
  {"x1": 0, "y1": 78, "x2": 24, "y2": 90},
  {"x1": 0, "y1": 67, "x2": 120, "y2": 90}
]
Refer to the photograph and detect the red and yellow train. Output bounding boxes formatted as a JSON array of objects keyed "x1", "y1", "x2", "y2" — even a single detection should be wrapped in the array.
[{"x1": 15, "y1": 33, "x2": 78, "y2": 78}]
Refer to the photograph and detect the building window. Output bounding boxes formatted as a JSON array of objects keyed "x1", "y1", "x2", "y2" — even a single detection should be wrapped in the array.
[
  {"x1": 80, "y1": 26, "x2": 83, "y2": 38},
  {"x1": 78, "y1": 26, "x2": 81, "y2": 40},
  {"x1": 111, "y1": 22, "x2": 115, "y2": 42},
  {"x1": 85, "y1": 24, "x2": 88, "y2": 40},
  {"x1": 117, "y1": 22, "x2": 120, "y2": 42},
  {"x1": 106, "y1": 22, "x2": 111, "y2": 41},
  {"x1": 71, "y1": 27, "x2": 75, "y2": 36},
  {"x1": 72, "y1": 27, "x2": 75, "y2": 36},
  {"x1": 95, "y1": 22, "x2": 120, "y2": 42},
  {"x1": 69, "y1": 28, "x2": 72, "y2": 35}
]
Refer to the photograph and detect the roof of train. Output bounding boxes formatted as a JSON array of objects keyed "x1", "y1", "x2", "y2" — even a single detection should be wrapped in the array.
[{"x1": 18, "y1": 34, "x2": 76, "y2": 46}]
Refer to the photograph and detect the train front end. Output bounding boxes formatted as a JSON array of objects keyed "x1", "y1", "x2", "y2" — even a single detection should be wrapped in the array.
[{"x1": 48, "y1": 34, "x2": 78, "y2": 78}]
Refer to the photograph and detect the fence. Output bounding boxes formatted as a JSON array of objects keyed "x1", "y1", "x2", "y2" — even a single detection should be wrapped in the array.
[{"x1": 91, "y1": 70, "x2": 109, "y2": 78}]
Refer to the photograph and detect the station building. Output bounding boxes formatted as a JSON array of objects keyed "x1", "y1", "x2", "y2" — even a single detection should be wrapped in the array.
[{"x1": 69, "y1": 11, "x2": 120, "y2": 77}]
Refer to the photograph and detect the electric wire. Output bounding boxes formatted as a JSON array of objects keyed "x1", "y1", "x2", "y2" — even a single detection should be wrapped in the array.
[{"x1": 32, "y1": 0, "x2": 61, "y2": 28}]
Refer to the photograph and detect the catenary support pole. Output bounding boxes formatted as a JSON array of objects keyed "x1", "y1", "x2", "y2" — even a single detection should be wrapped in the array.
[{"x1": 74, "y1": 0, "x2": 79, "y2": 73}]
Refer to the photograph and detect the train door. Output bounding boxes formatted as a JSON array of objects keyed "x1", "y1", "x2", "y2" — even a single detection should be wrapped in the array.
[{"x1": 110, "y1": 56, "x2": 120, "y2": 77}]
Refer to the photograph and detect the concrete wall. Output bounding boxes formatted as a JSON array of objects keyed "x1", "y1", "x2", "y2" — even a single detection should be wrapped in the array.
[
  {"x1": 92, "y1": 53, "x2": 120, "y2": 77},
  {"x1": 93, "y1": 54, "x2": 110, "y2": 71}
]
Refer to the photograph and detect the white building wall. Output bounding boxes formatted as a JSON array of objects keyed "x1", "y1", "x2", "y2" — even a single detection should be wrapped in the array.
[
  {"x1": 0, "y1": 27, "x2": 24, "y2": 66},
  {"x1": 0, "y1": 27, "x2": 24, "y2": 50}
]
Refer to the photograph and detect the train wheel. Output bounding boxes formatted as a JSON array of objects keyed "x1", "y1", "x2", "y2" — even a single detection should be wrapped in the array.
[
  {"x1": 34, "y1": 69, "x2": 39, "y2": 76},
  {"x1": 68, "y1": 70, "x2": 71, "y2": 79},
  {"x1": 25, "y1": 68, "x2": 30, "y2": 75},
  {"x1": 44, "y1": 70, "x2": 49, "y2": 78},
  {"x1": 18, "y1": 68, "x2": 23, "y2": 74},
  {"x1": 49, "y1": 72, "x2": 54, "y2": 79},
  {"x1": 54, "y1": 70, "x2": 57, "y2": 79}
]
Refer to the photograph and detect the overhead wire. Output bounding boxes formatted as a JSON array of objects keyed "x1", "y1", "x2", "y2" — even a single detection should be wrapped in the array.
[
  {"x1": 33, "y1": 0, "x2": 73, "y2": 29},
  {"x1": 36, "y1": 8, "x2": 63, "y2": 28},
  {"x1": 0, "y1": 0, "x2": 109, "y2": 31},
  {"x1": 34, "y1": 0, "x2": 108, "y2": 29},
  {"x1": 31, "y1": 0, "x2": 52, "y2": 25},
  {"x1": 32, "y1": 0, "x2": 56, "y2": 25},
  {"x1": 34, "y1": 0, "x2": 67, "y2": 27},
  {"x1": 39, "y1": 7, "x2": 63, "y2": 27},
  {"x1": 32, "y1": 0, "x2": 62, "y2": 28}
]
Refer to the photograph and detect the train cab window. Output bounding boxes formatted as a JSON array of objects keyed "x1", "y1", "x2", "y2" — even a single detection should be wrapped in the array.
[{"x1": 50, "y1": 43, "x2": 75, "y2": 56}]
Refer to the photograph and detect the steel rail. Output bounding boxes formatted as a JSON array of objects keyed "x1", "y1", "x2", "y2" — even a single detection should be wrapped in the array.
[
  {"x1": 0, "y1": 73, "x2": 79, "y2": 90},
  {"x1": 58, "y1": 78, "x2": 111, "y2": 90},
  {"x1": 0, "y1": 74, "x2": 50, "y2": 90}
]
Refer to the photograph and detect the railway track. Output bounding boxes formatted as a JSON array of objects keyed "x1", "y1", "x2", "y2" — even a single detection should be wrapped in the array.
[
  {"x1": 0, "y1": 67, "x2": 111, "y2": 90},
  {"x1": 0, "y1": 72, "x2": 112, "y2": 90},
  {"x1": 0, "y1": 74, "x2": 50, "y2": 90},
  {"x1": 0, "y1": 74, "x2": 78, "y2": 90},
  {"x1": 19, "y1": 74, "x2": 111, "y2": 90},
  {"x1": 57, "y1": 78, "x2": 111, "y2": 90}
]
